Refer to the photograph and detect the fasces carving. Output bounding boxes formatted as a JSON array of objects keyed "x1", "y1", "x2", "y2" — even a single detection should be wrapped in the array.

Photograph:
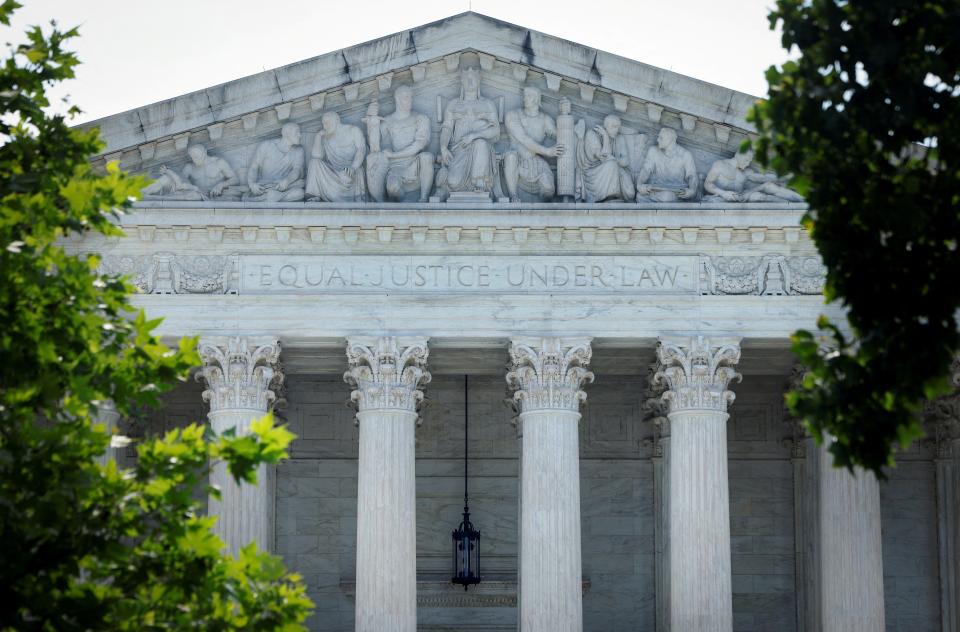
[
  {"x1": 503, "y1": 87, "x2": 562, "y2": 202},
  {"x1": 197, "y1": 336, "x2": 283, "y2": 413},
  {"x1": 575, "y1": 114, "x2": 637, "y2": 202},
  {"x1": 435, "y1": 66, "x2": 501, "y2": 199},
  {"x1": 344, "y1": 336, "x2": 431, "y2": 414},
  {"x1": 704, "y1": 147, "x2": 803, "y2": 203},
  {"x1": 99, "y1": 253, "x2": 237, "y2": 294},
  {"x1": 701, "y1": 255, "x2": 826, "y2": 296},
  {"x1": 244, "y1": 123, "x2": 306, "y2": 202},
  {"x1": 654, "y1": 336, "x2": 741, "y2": 414},
  {"x1": 506, "y1": 337, "x2": 594, "y2": 412},
  {"x1": 364, "y1": 86, "x2": 434, "y2": 202},
  {"x1": 306, "y1": 112, "x2": 367, "y2": 202},
  {"x1": 555, "y1": 97, "x2": 577, "y2": 201},
  {"x1": 635, "y1": 128, "x2": 699, "y2": 202}
]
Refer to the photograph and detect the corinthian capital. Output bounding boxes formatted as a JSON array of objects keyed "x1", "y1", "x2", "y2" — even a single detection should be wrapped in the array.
[
  {"x1": 344, "y1": 336, "x2": 431, "y2": 414},
  {"x1": 655, "y1": 336, "x2": 741, "y2": 414},
  {"x1": 197, "y1": 336, "x2": 283, "y2": 413},
  {"x1": 506, "y1": 337, "x2": 594, "y2": 413},
  {"x1": 923, "y1": 354, "x2": 960, "y2": 458}
]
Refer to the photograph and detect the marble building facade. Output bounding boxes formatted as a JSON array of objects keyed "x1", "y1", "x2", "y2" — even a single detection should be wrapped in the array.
[{"x1": 77, "y1": 13, "x2": 958, "y2": 632}]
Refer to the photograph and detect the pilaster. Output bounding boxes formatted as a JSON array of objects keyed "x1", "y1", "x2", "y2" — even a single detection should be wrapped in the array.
[
  {"x1": 507, "y1": 336, "x2": 593, "y2": 632},
  {"x1": 345, "y1": 336, "x2": 430, "y2": 632},
  {"x1": 928, "y1": 357, "x2": 960, "y2": 632},
  {"x1": 197, "y1": 336, "x2": 283, "y2": 555},
  {"x1": 643, "y1": 361, "x2": 671, "y2": 632},
  {"x1": 655, "y1": 335, "x2": 741, "y2": 632}
]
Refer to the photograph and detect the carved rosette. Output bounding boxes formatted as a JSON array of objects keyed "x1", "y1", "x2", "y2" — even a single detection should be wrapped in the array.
[
  {"x1": 654, "y1": 336, "x2": 741, "y2": 414},
  {"x1": 197, "y1": 336, "x2": 283, "y2": 413},
  {"x1": 506, "y1": 337, "x2": 594, "y2": 413},
  {"x1": 343, "y1": 336, "x2": 431, "y2": 414}
]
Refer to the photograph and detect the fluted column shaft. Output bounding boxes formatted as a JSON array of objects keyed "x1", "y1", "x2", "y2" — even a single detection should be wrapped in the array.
[
  {"x1": 345, "y1": 336, "x2": 430, "y2": 632},
  {"x1": 809, "y1": 438, "x2": 885, "y2": 631},
  {"x1": 669, "y1": 409, "x2": 733, "y2": 629},
  {"x1": 508, "y1": 337, "x2": 593, "y2": 632},
  {"x1": 656, "y1": 336, "x2": 741, "y2": 632},
  {"x1": 198, "y1": 336, "x2": 283, "y2": 555},
  {"x1": 94, "y1": 400, "x2": 123, "y2": 468}
]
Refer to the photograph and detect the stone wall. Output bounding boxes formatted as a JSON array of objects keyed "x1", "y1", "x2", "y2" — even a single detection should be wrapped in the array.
[{"x1": 136, "y1": 372, "x2": 943, "y2": 631}]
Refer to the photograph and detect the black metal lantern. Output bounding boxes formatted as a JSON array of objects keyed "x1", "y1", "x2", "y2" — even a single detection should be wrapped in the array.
[{"x1": 452, "y1": 375, "x2": 481, "y2": 589}]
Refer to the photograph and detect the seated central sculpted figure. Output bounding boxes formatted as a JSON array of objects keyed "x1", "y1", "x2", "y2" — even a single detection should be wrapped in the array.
[
  {"x1": 503, "y1": 86, "x2": 563, "y2": 202},
  {"x1": 635, "y1": 127, "x2": 698, "y2": 202},
  {"x1": 306, "y1": 111, "x2": 367, "y2": 202},
  {"x1": 244, "y1": 122, "x2": 306, "y2": 202},
  {"x1": 436, "y1": 66, "x2": 500, "y2": 197},
  {"x1": 575, "y1": 114, "x2": 635, "y2": 202},
  {"x1": 364, "y1": 86, "x2": 434, "y2": 202}
]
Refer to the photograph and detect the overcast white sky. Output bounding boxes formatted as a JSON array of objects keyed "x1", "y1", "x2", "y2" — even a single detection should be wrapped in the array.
[{"x1": 4, "y1": 1, "x2": 789, "y2": 124}]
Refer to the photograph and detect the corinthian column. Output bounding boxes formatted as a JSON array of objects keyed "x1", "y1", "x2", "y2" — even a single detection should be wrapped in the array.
[
  {"x1": 345, "y1": 336, "x2": 430, "y2": 632},
  {"x1": 655, "y1": 335, "x2": 741, "y2": 632},
  {"x1": 507, "y1": 337, "x2": 594, "y2": 632},
  {"x1": 94, "y1": 400, "x2": 123, "y2": 468},
  {"x1": 197, "y1": 336, "x2": 283, "y2": 555}
]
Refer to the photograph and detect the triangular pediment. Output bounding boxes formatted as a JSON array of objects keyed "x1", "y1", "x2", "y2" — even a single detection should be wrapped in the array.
[
  {"x1": 85, "y1": 13, "x2": 759, "y2": 160},
  {"x1": 80, "y1": 12, "x2": 799, "y2": 206}
]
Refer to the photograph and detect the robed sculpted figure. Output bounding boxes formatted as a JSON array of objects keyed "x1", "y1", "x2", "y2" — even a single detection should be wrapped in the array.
[
  {"x1": 575, "y1": 114, "x2": 636, "y2": 202},
  {"x1": 305, "y1": 112, "x2": 367, "y2": 202},
  {"x1": 364, "y1": 86, "x2": 434, "y2": 202},
  {"x1": 635, "y1": 127, "x2": 698, "y2": 202},
  {"x1": 503, "y1": 86, "x2": 564, "y2": 202},
  {"x1": 243, "y1": 122, "x2": 306, "y2": 202},
  {"x1": 703, "y1": 147, "x2": 803, "y2": 203},
  {"x1": 435, "y1": 66, "x2": 500, "y2": 197}
]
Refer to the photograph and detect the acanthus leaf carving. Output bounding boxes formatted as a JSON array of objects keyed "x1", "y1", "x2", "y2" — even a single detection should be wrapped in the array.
[
  {"x1": 655, "y1": 336, "x2": 741, "y2": 414},
  {"x1": 197, "y1": 336, "x2": 283, "y2": 413},
  {"x1": 343, "y1": 336, "x2": 431, "y2": 416},
  {"x1": 923, "y1": 355, "x2": 960, "y2": 459},
  {"x1": 506, "y1": 337, "x2": 594, "y2": 414}
]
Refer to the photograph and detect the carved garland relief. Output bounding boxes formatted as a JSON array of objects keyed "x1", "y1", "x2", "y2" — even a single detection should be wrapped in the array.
[{"x1": 136, "y1": 66, "x2": 803, "y2": 205}]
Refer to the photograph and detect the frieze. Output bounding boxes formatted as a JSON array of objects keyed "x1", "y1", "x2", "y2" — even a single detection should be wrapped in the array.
[
  {"x1": 700, "y1": 255, "x2": 825, "y2": 296},
  {"x1": 99, "y1": 252, "x2": 238, "y2": 295},
  {"x1": 109, "y1": 52, "x2": 802, "y2": 208},
  {"x1": 94, "y1": 252, "x2": 829, "y2": 297}
]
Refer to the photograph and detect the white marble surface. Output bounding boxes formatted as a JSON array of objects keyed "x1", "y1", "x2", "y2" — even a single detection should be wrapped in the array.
[
  {"x1": 81, "y1": 13, "x2": 761, "y2": 157},
  {"x1": 815, "y1": 440, "x2": 886, "y2": 631}
]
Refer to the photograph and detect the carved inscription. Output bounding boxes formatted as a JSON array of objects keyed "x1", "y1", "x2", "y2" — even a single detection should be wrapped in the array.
[{"x1": 241, "y1": 255, "x2": 698, "y2": 294}]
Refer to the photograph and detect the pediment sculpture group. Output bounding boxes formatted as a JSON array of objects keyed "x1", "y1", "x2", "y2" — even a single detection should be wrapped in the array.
[{"x1": 142, "y1": 67, "x2": 802, "y2": 205}]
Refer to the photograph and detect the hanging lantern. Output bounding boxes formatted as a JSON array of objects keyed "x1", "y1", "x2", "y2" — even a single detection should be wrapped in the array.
[{"x1": 452, "y1": 375, "x2": 481, "y2": 589}]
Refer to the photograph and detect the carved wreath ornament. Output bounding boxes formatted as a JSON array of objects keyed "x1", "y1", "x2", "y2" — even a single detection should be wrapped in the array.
[
  {"x1": 654, "y1": 336, "x2": 741, "y2": 414},
  {"x1": 506, "y1": 337, "x2": 594, "y2": 413},
  {"x1": 343, "y1": 337, "x2": 431, "y2": 414},
  {"x1": 197, "y1": 337, "x2": 283, "y2": 413}
]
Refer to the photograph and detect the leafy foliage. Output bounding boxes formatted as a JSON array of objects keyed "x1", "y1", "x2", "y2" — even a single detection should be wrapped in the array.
[
  {"x1": 0, "y1": 2, "x2": 312, "y2": 628},
  {"x1": 752, "y1": 0, "x2": 960, "y2": 473}
]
